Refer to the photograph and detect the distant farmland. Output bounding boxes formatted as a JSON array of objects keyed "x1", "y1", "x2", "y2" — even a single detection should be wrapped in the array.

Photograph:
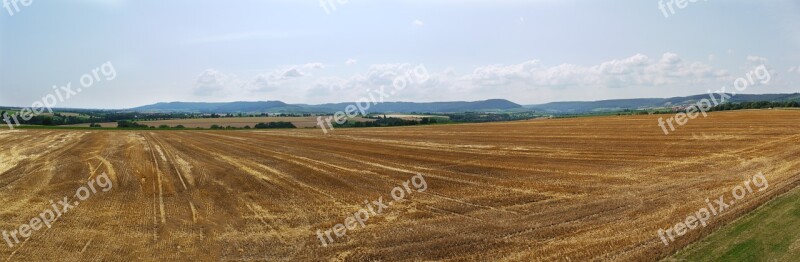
[
  {"x1": 1, "y1": 110, "x2": 799, "y2": 260},
  {"x1": 68, "y1": 116, "x2": 375, "y2": 128},
  {"x1": 384, "y1": 114, "x2": 450, "y2": 120}
]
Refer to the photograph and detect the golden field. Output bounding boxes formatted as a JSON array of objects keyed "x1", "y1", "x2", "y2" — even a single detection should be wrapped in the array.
[{"x1": 1, "y1": 110, "x2": 799, "y2": 261}]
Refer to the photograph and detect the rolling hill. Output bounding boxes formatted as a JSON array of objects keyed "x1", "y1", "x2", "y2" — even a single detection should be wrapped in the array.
[
  {"x1": 130, "y1": 99, "x2": 522, "y2": 114},
  {"x1": 525, "y1": 93, "x2": 800, "y2": 113}
]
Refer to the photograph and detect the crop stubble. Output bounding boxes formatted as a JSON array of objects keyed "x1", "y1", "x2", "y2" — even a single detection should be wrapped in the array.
[{"x1": 0, "y1": 110, "x2": 799, "y2": 261}]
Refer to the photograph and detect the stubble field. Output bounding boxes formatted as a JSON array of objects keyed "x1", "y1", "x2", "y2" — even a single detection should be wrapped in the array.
[{"x1": 1, "y1": 110, "x2": 799, "y2": 261}]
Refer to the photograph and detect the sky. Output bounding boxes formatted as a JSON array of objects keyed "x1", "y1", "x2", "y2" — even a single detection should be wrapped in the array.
[{"x1": 1, "y1": 0, "x2": 799, "y2": 109}]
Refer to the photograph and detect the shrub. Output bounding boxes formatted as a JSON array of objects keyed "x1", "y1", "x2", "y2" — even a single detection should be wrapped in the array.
[
  {"x1": 254, "y1": 122, "x2": 296, "y2": 129},
  {"x1": 117, "y1": 120, "x2": 149, "y2": 128}
]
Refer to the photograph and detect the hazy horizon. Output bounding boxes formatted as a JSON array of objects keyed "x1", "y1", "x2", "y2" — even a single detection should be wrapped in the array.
[{"x1": 4, "y1": 91, "x2": 800, "y2": 111}]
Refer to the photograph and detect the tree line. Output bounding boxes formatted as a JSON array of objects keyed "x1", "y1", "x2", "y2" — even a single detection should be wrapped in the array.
[
  {"x1": 710, "y1": 101, "x2": 800, "y2": 111},
  {"x1": 333, "y1": 117, "x2": 440, "y2": 128},
  {"x1": 116, "y1": 121, "x2": 296, "y2": 129}
]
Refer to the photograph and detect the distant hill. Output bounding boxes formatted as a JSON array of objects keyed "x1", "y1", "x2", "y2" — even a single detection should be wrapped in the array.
[
  {"x1": 68, "y1": 93, "x2": 800, "y2": 114},
  {"x1": 131, "y1": 101, "x2": 301, "y2": 113},
  {"x1": 131, "y1": 99, "x2": 523, "y2": 114},
  {"x1": 525, "y1": 93, "x2": 800, "y2": 113}
]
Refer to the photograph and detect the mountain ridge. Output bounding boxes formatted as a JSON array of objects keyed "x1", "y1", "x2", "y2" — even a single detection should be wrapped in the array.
[
  {"x1": 130, "y1": 99, "x2": 522, "y2": 113},
  {"x1": 525, "y1": 93, "x2": 800, "y2": 113},
  {"x1": 120, "y1": 93, "x2": 800, "y2": 114}
]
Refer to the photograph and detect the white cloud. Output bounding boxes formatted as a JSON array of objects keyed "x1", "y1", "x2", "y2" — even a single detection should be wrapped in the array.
[
  {"x1": 708, "y1": 54, "x2": 715, "y2": 61},
  {"x1": 303, "y1": 62, "x2": 326, "y2": 70},
  {"x1": 747, "y1": 55, "x2": 768, "y2": 65},
  {"x1": 194, "y1": 63, "x2": 324, "y2": 95},
  {"x1": 345, "y1": 59, "x2": 358, "y2": 66},
  {"x1": 307, "y1": 63, "x2": 438, "y2": 101},
  {"x1": 744, "y1": 56, "x2": 771, "y2": 73},
  {"x1": 306, "y1": 54, "x2": 729, "y2": 103},
  {"x1": 193, "y1": 69, "x2": 244, "y2": 96},
  {"x1": 193, "y1": 53, "x2": 747, "y2": 104},
  {"x1": 659, "y1": 52, "x2": 681, "y2": 64},
  {"x1": 249, "y1": 66, "x2": 318, "y2": 91},
  {"x1": 281, "y1": 68, "x2": 305, "y2": 78},
  {"x1": 461, "y1": 53, "x2": 727, "y2": 90},
  {"x1": 413, "y1": 20, "x2": 425, "y2": 27}
]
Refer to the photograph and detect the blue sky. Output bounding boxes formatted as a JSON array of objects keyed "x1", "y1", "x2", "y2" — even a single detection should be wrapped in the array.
[{"x1": 1, "y1": 0, "x2": 799, "y2": 108}]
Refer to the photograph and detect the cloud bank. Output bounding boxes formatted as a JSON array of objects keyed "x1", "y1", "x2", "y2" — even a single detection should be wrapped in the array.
[{"x1": 191, "y1": 53, "x2": 786, "y2": 104}]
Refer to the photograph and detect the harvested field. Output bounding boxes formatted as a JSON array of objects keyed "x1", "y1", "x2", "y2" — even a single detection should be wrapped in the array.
[{"x1": 1, "y1": 110, "x2": 799, "y2": 261}]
